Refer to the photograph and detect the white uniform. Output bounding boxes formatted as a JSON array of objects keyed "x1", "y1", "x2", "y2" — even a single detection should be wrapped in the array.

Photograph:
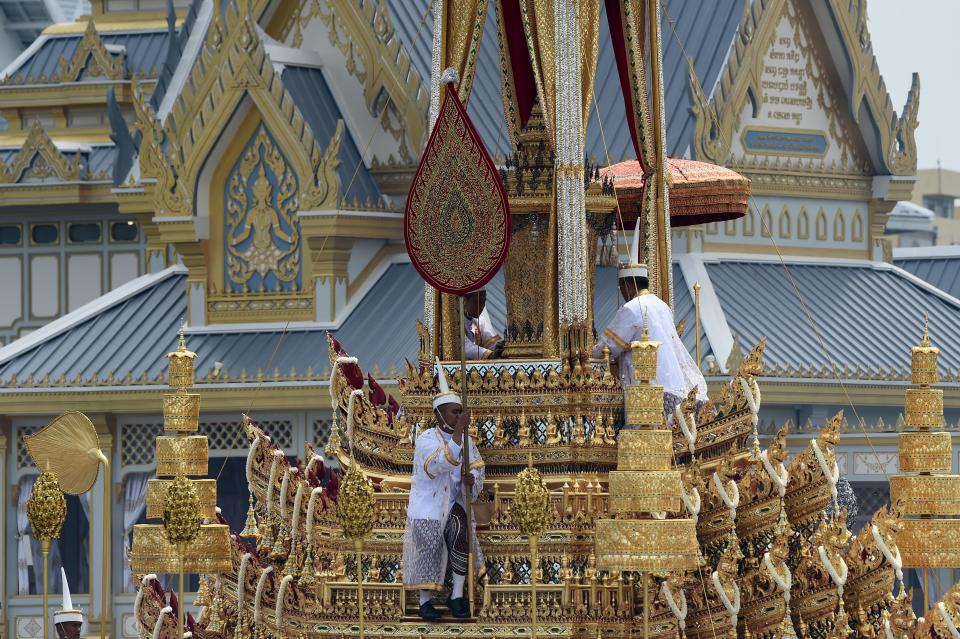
[
  {"x1": 592, "y1": 292, "x2": 707, "y2": 401},
  {"x1": 464, "y1": 308, "x2": 501, "y2": 360},
  {"x1": 402, "y1": 427, "x2": 485, "y2": 590}
]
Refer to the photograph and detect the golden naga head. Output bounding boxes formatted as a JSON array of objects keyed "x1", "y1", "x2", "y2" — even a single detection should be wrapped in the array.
[
  {"x1": 818, "y1": 410, "x2": 844, "y2": 448},
  {"x1": 716, "y1": 535, "x2": 742, "y2": 579},
  {"x1": 681, "y1": 461, "x2": 705, "y2": 494},
  {"x1": 767, "y1": 422, "x2": 790, "y2": 466},
  {"x1": 871, "y1": 504, "x2": 903, "y2": 540},
  {"x1": 817, "y1": 508, "x2": 851, "y2": 553},
  {"x1": 739, "y1": 337, "x2": 767, "y2": 378}
]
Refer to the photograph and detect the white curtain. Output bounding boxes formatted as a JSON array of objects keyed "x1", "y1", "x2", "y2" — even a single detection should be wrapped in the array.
[
  {"x1": 122, "y1": 472, "x2": 151, "y2": 591},
  {"x1": 17, "y1": 475, "x2": 35, "y2": 594}
]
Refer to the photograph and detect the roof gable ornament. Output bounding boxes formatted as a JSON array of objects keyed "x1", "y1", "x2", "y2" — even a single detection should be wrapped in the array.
[
  {"x1": 132, "y1": 0, "x2": 342, "y2": 216},
  {"x1": 58, "y1": 19, "x2": 125, "y2": 82},
  {"x1": 689, "y1": 0, "x2": 918, "y2": 177},
  {"x1": 0, "y1": 122, "x2": 81, "y2": 184}
]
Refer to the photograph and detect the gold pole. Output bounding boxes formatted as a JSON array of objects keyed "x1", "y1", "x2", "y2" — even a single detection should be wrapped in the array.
[
  {"x1": 459, "y1": 295, "x2": 475, "y2": 618},
  {"x1": 355, "y1": 540, "x2": 365, "y2": 639},
  {"x1": 530, "y1": 538, "x2": 538, "y2": 639},
  {"x1": 42, "y1": 540, "x2": 50, "y2": 639},
  {"x1": 693, "y1": 282, "x2": 702, "y2": 368},
  {"x1": 642, "y1": 572, "x2": 649, "y2": 639},
  {"x1": 177, "y1": 552, "x2": 185, "y2": 639},
  {"x1": 647, "y1": 0, "x2": 670, "y2": 306},
  {"x1": 923, "y1": 568, "x2": 929, "y2": 609}
]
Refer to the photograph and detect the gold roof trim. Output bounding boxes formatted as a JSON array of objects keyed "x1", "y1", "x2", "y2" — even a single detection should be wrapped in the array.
[
  {"x1": 132, "y1": 0, "x2": 343, "y2": 217},
  {"x1": 0, "y1": 122, "x2": 80, "y2": 183},
  {"x1": 59, "y1": 19, "x2": 125, "y2": 82},
  {"x1": 689, "y1": 0, "x2": 918, "y2": 176}
]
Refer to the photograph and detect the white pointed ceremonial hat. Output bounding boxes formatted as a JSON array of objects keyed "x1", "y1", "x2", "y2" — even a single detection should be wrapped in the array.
[
  {"x1": 618, "y1": 216, "x2": 648, "y2": 280},
  {"x1": 54, "y1": 568, "x2": 84, "y2": 624},
  {"x1": 432, "y1": 358, "x2": 462, "y2": 410}
]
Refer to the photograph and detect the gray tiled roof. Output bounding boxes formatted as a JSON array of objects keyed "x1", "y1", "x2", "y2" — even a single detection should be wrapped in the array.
[
  {"x1": 706, "y1": 260, "x2": 960, "y2": 376},
  {"x1": 281, "y1": 66, "x2": 383, "y2": 207},
  {"x1": 0, "y1": 263, "x2": 689, "y2": 385},
  {"x1": 0, "y1": 267, "x2": 186, "y2": 382},
  {"x1": 4, "y1": 255, "x2": 958, "y2": 388},
  {"x1": 895, "y1": 255, "x2": 960, "y2": 300},
  {"x1": 385, "y1": 0, "x2": 743, "y2": 159},
  {"x1": 0, "y1": 144, "x2": 116, "y2": 182},
  {"x1": 8, "y1": 31, "x2": 173, "y2": 81}
]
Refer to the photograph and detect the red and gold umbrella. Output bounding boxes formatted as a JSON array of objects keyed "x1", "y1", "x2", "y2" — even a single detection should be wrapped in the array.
[{"x1": 601, "y1": 158, "x2": 750, "y2": 228}]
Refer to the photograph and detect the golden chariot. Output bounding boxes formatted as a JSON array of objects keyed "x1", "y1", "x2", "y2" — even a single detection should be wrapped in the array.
[{"x1": 125, "y1": 2, "x2": 960, "y2": 639}]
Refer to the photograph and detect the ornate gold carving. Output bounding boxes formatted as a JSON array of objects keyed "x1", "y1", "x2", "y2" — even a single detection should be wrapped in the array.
[
  {"x1": 608, "y1": 470, "x2": 682, "y2": 513},
  {"x1": 225, "y1": 126, "x2": 302, "y2": 293},
  {"x1": 26, "y1": 471, "x2": 66, "y2": 542},
  {"x1": 167, "y1": 326, "x2": 197, "y2": 390},
  {"x1": 911, "y1": 322, "x2": 940, "y2": 385},
  {"x1": 289, "y1": 0, "x2": 428, "y2": 162},
  {"x1": 689, "y1": 0, "x2": 918, "y2": 176},
  {"x1": 1, "y1": 122, "x2": 81, "y2": 184},
  {"x1": 130, "y1": 524, "x2": 232, "y2": 574},
  {"x1": 337, "y1": 463, "x2": 377, "y2": 540},
  {"x1": 617, "y1": 429, "x2": 674, "y2": 471},
  {"x1": 896, "y1": 518, "x2": 960, "y2": 568},
  {"x1": 625, "y1": 384, "x2": 665, "y2": 427},
  {"x1": 595, "y1": 518, "x2": 700, "y2": 572},
  {"x1": 511, "y1": 463, "x2": 552, "y2": 537},
  {"x1": 133, "y1": 2, "x2": 343, "y2": 219},
  {"x1": 903, "y1": 388, "x2": 944, "y2": 429},
  {"x1": 58, "y1": 19, "x2": 125, "y2": 82},
  {"x1": 890, "y1": 475, "x2": 960, "y2": 516},
  {"x1": 898, "y1": 431, "x2": 952, "y2": 473},
  {"x1": 155, "y1": 436, "x2": 208, "y2": 477},
  {"x1": 162, "y1": 393, "x2": 201, "y2": 433},
  {"x1": 146, "y1": 478, "x2": 218, "y2": 520}
]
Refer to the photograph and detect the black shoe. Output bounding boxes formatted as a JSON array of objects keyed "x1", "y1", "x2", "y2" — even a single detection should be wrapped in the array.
[
  {"x1": 446, "y1": 596, "x2": 470, "y2": 619},
  {"x1": 419, "y1": 601, "x2": 442, "y2": 621}
]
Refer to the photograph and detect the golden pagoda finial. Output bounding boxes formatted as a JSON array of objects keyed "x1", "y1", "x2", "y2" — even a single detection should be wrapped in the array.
[
  {"x1": 178, "y1": 317, "x2": 187, "y2": 351},
  {"x1": 640, "y1": 310, "x2": 650, "y2": 342}
]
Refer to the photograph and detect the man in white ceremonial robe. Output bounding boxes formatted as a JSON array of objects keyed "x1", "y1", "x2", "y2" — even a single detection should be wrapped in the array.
[
  {"x1": 402, "y1": 360, "x2": 485, "y2": 620},
  {"x1": 463, "y1": 288, "x2": 504, "y2": 360},
  {"x1": 591, "y1": 225, "x2": 707, "y2": 420}
]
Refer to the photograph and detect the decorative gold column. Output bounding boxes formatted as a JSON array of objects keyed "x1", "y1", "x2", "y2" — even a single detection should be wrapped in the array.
[
  {"x1": 132, "y1": 327, "x2": 231, "y2": 576},
  {"x1": 893, "y1": 321, "x2": 960, "y2": 582},
  {"x1": 596, "y1": 319, "x2": 699, "y2": 575}
]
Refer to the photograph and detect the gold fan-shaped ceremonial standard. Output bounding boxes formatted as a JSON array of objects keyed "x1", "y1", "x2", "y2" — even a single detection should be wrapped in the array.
[{"x1": 24, "y1": 411, "x2": 108, "y2": 495}]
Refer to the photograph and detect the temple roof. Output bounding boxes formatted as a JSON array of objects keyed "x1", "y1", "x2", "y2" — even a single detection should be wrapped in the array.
[
  {"x1": 701, "y1": 256, "x2": 960, "y2": 378},
  {"x1": 385, "y1": 0, "x2": 744, "y2": 159},
  {"x1": 3, "y1": 254, "x2": 954, "y2": 391},
  {"x1": 895, "y1": 246, "x2": 960, "y2": 300},
  {"x1": 5, "y1": 29, "x2": 172, "y2": 81},
  {"x1": 281, "y1": 65, "x2": 383, "y2": 207}
]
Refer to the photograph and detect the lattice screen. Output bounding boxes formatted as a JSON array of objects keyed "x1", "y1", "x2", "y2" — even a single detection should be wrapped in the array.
[
  {"x1": 312, "y1": 418, "x2": 333, "y2": 448},
  {"x1": 119, "y1": 419, "x2": 294, "y2": 468},
  {"x1": 16, "y1": 424, "x2": 39, "y2": 470},
  {"x1": 120, "y1": 423, "x2": 164, "y2": 468}
]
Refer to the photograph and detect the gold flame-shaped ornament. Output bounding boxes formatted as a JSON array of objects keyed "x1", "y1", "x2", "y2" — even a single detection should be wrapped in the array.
[
  {"x1": 512, "y1": 460, "x2": 552, "y2": 537},
  {"x1": 27, "y1": 471, "x2": 67, "y2": 542},
  {"x1": 163, "y1": 474, "x2": 201, "y2": 546},
  {"x1": 336, "y1": 463, "x2": 377, "y2": 541}
]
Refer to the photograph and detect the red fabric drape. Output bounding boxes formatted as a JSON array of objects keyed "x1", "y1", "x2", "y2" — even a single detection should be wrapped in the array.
[
  {"x1": 605, "y1": 0, "x2": 646, "y2": 173},
  {"x1": 500, "y1": 0, "x2": 537, "y2": 129}
]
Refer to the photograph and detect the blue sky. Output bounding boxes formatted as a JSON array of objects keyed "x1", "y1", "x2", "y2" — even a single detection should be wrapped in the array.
[{"x1": 869, "y1": 1, "x2": 960, "y2": 171}]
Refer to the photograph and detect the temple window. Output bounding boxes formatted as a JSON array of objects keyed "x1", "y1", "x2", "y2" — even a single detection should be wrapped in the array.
[
  {"x1": 0, "y1": 224, "x2": 21, "y2": 245},
  {"x1": 30, "y1": 223, "x2": 58, "y2": 245},
  {"x1": 68, "y1": 222, "x2": 102, "y2": 243}
]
